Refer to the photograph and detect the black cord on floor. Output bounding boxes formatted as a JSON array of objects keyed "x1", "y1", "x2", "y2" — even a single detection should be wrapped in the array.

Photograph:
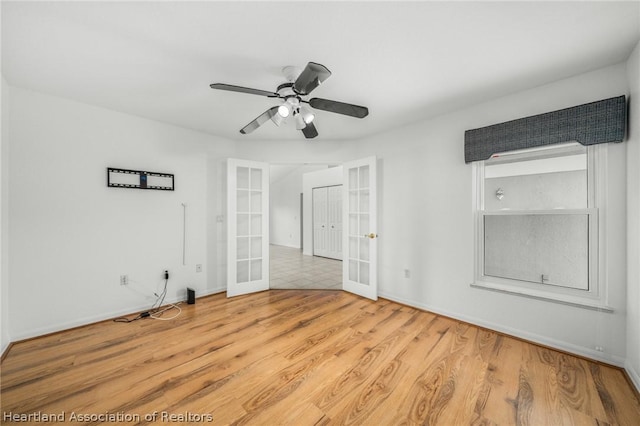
[
  {"x1": 113, "y1": 314, "x2": 142, "y2": 323},
  {"x1": 114, "y1": 274, "x2": 169, "y2": 323}
]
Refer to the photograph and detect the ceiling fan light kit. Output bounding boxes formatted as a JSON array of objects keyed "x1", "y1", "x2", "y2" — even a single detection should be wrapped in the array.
[
  {"x1": 277, "y1": 104, "x2": 290, "y2": 118},
  {"x1": 270, "y1": 109, "x2": 286, "y2": 127},
  {"x1": 301, "y1": 107, "x2": 315, "y2": 124},
  {"x1": 210, "y1": 62, "x2": 369, "y2": 139}
]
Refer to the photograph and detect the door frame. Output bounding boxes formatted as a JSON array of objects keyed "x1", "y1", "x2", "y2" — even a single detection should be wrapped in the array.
[{"x1": 226, "y1": 158, "x2": 379, "y2": 300}]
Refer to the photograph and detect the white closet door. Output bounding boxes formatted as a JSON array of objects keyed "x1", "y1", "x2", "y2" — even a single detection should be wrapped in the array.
[
  {"x1": 313, "y1": 187, "x2": 328, "y2": 257},
  {"x1": 227, "y1": 159, "x2": 269, "y2": 297},
  {"x1": 327, "y1": 186, "x2": 343, "y2": 260},
  {"x1": 313, "y1": 185, "x2": 343, "y2": 260},
  {"x1": 343, "y1": 157, "x2": 377, "y2": 300}
]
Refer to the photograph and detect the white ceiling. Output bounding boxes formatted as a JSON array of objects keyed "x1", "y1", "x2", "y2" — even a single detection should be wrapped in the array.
[
  {"x1": 270, "y1": 164, "x2": 328, "y2": 185},
  {"x1": 2, "y1": 1, "x2": 639, "y2": 141}
]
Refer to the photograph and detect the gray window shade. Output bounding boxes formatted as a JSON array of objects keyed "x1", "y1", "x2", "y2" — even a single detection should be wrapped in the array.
[{"x1": 464, "y1": 96, "x2": 626, "y2": 163}]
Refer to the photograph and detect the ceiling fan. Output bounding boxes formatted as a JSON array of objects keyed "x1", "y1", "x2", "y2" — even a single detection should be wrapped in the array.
[{"x1": 210, "y1": 62, "x2": 368, "y2": 139}]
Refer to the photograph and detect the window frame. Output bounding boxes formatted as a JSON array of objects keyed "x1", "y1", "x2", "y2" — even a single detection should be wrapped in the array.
[{"x1": 471, "y1": 143, "x2": 612, "y2": 312}]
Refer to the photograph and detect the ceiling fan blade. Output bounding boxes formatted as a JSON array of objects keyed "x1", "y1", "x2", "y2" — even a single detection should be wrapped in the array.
[
  {"x1": 210, "y1": 83, "x2": 279, "y2": 98},
  {"x1": 308, "y1": 98, "x2": 369, "y2": 118},
  {"x1": 301, "y1": 121, "x2": 319, "y2": 139},
  {"x1": 240, "y1": 107, "x2": 279, "y2": 135},
  {"x1": 293, "y1": 62, "x2": 331, "y2": 95}
]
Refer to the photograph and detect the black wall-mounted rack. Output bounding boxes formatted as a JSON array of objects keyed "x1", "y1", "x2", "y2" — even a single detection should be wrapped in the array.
[{"x1": 107, "y1": 167, "x2": 175, "y2": 191}]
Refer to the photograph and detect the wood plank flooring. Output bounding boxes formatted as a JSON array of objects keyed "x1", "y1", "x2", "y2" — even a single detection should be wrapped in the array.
[{"x1": 1, "y1": 290, "x2": 639, "y2": 425}]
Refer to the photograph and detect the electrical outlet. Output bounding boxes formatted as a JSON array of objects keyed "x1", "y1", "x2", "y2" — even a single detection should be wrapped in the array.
[
  {"x1": 404, "y1": 269, "x2": 411, "y2": 278},
  {"x1": 595, "y1": 346, "x2": 605, "y2": 352},
  {"x1": 120, "y1": 275, "x2": 128, "y2": 286},
  {"x1": 196, "y1": 264, "x2": 202, "y2": 273}
]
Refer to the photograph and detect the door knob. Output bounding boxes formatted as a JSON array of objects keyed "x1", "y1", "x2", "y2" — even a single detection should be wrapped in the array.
[{"x1": 365, "y1": 233, "x2": 378, "y2": 239}]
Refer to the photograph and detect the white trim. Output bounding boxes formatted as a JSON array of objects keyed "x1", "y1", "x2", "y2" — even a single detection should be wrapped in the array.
[
  {"x1": 1, "y1": 340, "x2": 10, "y2": 356},
  {"x1": 472, "y1": 144, "x2": 609, "y2": 310},
  {"x1": 470, "y1": 281, "x2": 613, "y2": 312},
  {"x1": 200, "y1": 287, "x2": 227, "y2": 297},
  {"x1": 624, "y1": 360, "x2": 640, "y2": 394},
  {"x1": 270, "y1": 242, "x2": 301, "y2": 250},
  {"x1": 488, "y1": 141, "x2": 585, "y2": 162},
  {"x1": 485, "y1": 153, "x2": 586, "y2": 178},
  {"x1": 8, "y1": 287, "x2": 226, "y2": 342},
  {"x1": 482, "y1": 209, "x2": 596, "y2": 215},
  {"x1": 593, "y1": 144, "x2": 609, "y2": 307},
  {"x1": 379, "y1": 290, "x2": 625, "y2": 367}
]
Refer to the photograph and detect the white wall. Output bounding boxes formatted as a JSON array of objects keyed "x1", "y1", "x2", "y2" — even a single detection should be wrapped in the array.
[
  {"x1": 302, "y1": 167, "x2": 343, "y2": 256},
  {"x1": 625, "y1": 39, "x2": 640, "y2": 390},
  {"x1": 1, "y1": 75, "x2": 10, "y2": 354},
  {"x1": 270, "y1": 165, "x2": 326, "y2": 249},
  {"x1": 235, "y1": 139, "x2": 358, "y2": 165},
  {"x1": 207, "y1": 154, "x2": 229, "y2": 300},
  {"x1": 355, "y1": 62, "x2": 630, "y2": 365},
  {"x1": 7, "y1": 86, "x2": 233, "y2": 340}
]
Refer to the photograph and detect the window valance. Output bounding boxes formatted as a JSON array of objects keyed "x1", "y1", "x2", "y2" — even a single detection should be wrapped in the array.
[{"x1": 464, "y1": 96, "x2": 626, "y2": 163}]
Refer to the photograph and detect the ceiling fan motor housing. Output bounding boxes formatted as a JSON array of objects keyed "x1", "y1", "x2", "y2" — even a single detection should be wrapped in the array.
[
  {"x1": 275, "y1": 83, "x2": 302, "y2": 118},
  {"x1": 282, "y1": 65, "x2": 303, "y2": 83},
  {"x1": 276, "y1": 82, "x2": 300, "y2": 98}
]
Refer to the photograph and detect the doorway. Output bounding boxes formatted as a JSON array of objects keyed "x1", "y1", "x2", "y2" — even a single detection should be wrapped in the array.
[
  {"x1": 269, "y1": 164, "x2": 341, "y2": 290},
  {"x1": 226, "y1": 157, "x2": 378, "y2": 300}
]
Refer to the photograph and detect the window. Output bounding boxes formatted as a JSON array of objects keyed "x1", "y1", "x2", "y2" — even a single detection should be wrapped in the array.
[{"x1": 472, "y1": 142, "x2": 611, "y2": 311}]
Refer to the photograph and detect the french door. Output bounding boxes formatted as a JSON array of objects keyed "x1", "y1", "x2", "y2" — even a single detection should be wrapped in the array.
[
  {"x1": 226, "y1": 159, "x2": 269, "y2": 297},
  {"x1": 226, "y1": 156, "x2": 377, "y2": 301},
  {"x1": 342, "y1": 156, "x2": 378, "y2": 300}
]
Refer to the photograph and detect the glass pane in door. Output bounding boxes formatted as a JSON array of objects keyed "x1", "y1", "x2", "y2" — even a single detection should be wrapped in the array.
[
  {"x1": 346, "y1": 165, "x2": 373, "y2": 286},
  {"x1": 237, "y1": 167, "x2": 249, "y2": 189},
  {"x1": 236, "y1": 167, "x2": 265, "y2": 285}
]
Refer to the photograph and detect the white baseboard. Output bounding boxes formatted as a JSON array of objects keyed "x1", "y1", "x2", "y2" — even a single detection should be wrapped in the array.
[
  {"x1": 11, "y1": 287, "x2": 227, "y2": 342},
  {"x1": 198, "y1": 287, "x2": 226, "y2": 297},
  {"x1": 1, "y1": 340, "x2": 10, "y2": 357},
  {"x1": 624, "y1": 360, "x2": 640, "y2": 394},
  {"x1": 270, "y1": 242, "x2": 301, "y2": 250},
  {"x1": 378, "y1": 290, "x2": 626, "y2": 367}
]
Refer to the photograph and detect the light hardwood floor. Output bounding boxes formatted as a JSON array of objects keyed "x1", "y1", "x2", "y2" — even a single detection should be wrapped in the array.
[{"x1": 1, "y1": 290, "x2": 639, "y2": 425}]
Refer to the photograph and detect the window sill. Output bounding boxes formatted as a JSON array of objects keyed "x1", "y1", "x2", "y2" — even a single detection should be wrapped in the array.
[{"x1": 470, "y1": 280, "x2": 613, "y2": 313}]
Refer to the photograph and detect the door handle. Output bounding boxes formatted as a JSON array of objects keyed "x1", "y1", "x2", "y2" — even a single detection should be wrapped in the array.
[{"x1": 364, "y1": 233, "x2": 378, "y2": 239}]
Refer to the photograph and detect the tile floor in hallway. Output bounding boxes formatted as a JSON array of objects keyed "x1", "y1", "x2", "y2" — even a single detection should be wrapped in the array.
[{"x1": 269, "y1": 244, "x2": 342, "y2": 290}]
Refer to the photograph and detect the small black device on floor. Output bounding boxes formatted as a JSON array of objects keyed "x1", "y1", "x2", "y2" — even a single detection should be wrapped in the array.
[{"x1": 187, "y1": 288, "x2": 195, "y2": 304}]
